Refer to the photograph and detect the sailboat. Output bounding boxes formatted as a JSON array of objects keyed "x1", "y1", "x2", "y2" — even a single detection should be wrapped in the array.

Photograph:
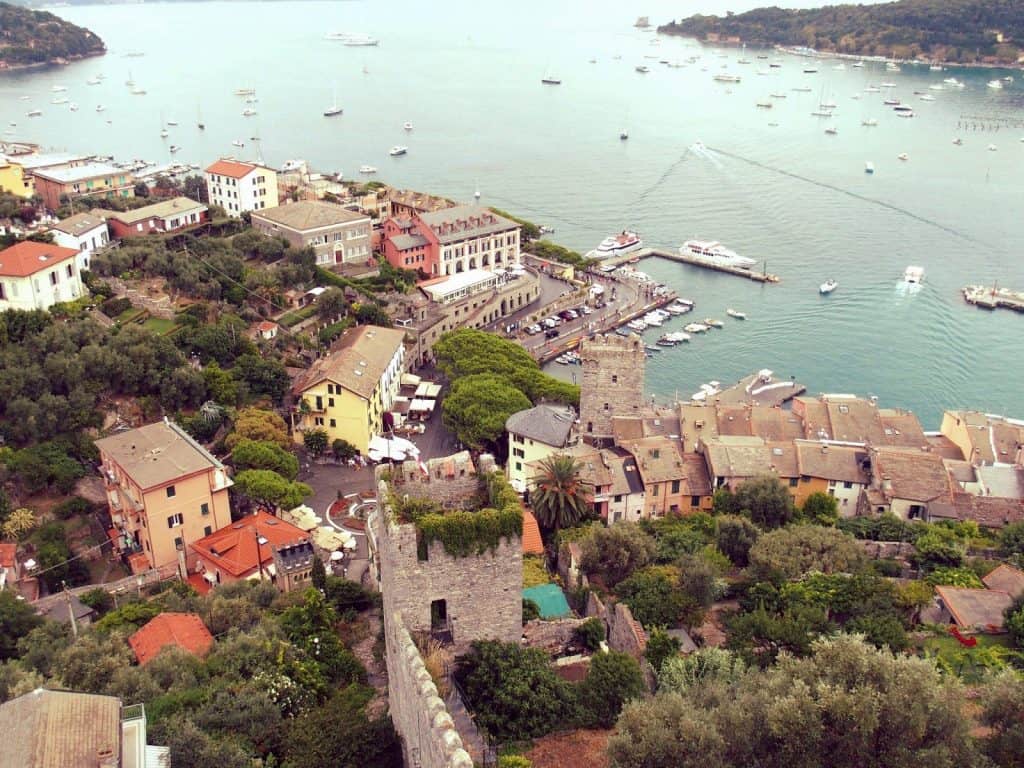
[{"x1": 323, "y1": 83, "x2": 343, "y2": 117}]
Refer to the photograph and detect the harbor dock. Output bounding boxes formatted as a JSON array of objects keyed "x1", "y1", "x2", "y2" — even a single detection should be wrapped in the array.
[
  {"x1": 714, "y1": 370, "x2": 806, "y2": 407},
  {"x1": 602, "y1": 247, "x2": 780, "y2": 283},
  {"x1": 963, "y1": 285, "x2": 1024, "y2": 314}
]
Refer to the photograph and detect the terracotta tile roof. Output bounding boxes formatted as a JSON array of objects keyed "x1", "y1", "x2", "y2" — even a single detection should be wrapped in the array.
[
  {"x1": 982, "y1": 564, "x2": 1024, "y2": 600},
  {"x1": 935, "y1": 585, "x2": 1013, "y2": 631},
  {"x1": 104, "y1": 196, "x2": 206, "y2": 225},
  {"x1": 205, "y1": 159, "x2": 264, "y2": 179},
  {"x1": 702, "y1": 437, "x2": 798, "y2": 481},
  {"x1": 872, "y1": 448, "x2": 953, "y2": 503},
  {"x1": 129, "y1": 612, "x2": 214, "y2": 665},
  {"x1": 681, "y1": 453, "x2": 713, "y2": 496},
  {"x1": 620, "y1": 436, "x2": 687, "y2": 485},
  {"x1": 253, "y1": 200, "x2": 367, "y2": 231},
  {"x1": 0, "y1": 689, "x2": 121, "y2": 768},
  {"x1": 795, "y1": 441, "x2": 870, "y2": 484},
  {"x1": 0, "y1": 542, "x2": 15, "y2": 568},
  {"x1": 0, "y1": 241, "x2": 78, "y2": 278},
  {"x1": 928, "y1": 493, "x2": 1024, "y2": 529},
  {"x1": 257, "y1": 321, "x2": 278, "y2": 332},
  {"x1": 291, "y1": 324, "x2": 406, "y2": 400},
  {"x1": 521, "y1": 509, "x2": 544, "y2": 555},
  {"x1": 190, "y1": 510, "x2": 309, "y2": 578}
]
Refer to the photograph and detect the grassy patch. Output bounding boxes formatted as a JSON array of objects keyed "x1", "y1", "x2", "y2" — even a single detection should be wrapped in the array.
[
  {"x1": 141, "y1": 317, "x2": 179, "y2": 335},
  {"x1": 919, "y1": 632, "x2": 1021, "y2": 681},
  {"x1": 115, "y1": 307, "x2": 147, "y2": 324},
  {"x1": 279, "y1": 304, "x2": 319, "y2": 328},
  {"x1": 523, "y1": 555, "x2": 552, "y2": 589}
]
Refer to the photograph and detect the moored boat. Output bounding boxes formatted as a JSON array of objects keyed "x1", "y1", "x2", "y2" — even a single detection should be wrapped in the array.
[
  {"x1": 680, "y1": 239, "x2": 756, "y2": 270},
  {"x1": 726, "y1": 308, "x2": 746, "y2": 319},
  {"x1": 820, "y1": 279, "x2": 838, "y2": 294}
]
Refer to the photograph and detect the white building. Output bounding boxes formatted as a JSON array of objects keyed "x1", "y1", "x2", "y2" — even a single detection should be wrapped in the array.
[
  {"x1": 204, "y1": 159, "x2": 279, "y2": 218},
  {"x1": 419, "y1": 205, "x2": 521, "y2": 276},
  {"x1": 505, "y1": 404, "x2": 577, "y2": 494},
  {"x1": 0, "y1": 241, "x2": 84, "y2": 312},
  {"x1": 48, "y1": 211, "x2": 109, "y2": 272}
]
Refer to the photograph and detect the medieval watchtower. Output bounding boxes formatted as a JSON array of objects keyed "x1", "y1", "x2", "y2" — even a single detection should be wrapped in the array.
[{"x1": 579, "y1": 333, "x2": 646, "y2": 445}]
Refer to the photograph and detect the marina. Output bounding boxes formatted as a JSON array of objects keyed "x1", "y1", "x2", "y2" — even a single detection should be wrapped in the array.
[{"x1": 601, "y1": 247, "x2": 780, "y2": 283}]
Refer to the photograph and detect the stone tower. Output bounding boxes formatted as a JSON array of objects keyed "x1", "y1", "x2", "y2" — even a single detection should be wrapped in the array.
[{"x1": 579, "y1": 333, "x2": 646, "y2": 444}]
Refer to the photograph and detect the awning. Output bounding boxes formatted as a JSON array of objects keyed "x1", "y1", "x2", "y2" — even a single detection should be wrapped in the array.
[
  {"x1": 414, "y1": 382, "x2": 442, "y2": 399},
  {"x1": 368, "y1": 435, "x2": 420, "y2": 462},
  {"x1": 400, "y1": 373, "x2": 422, "y2": 387},
  {"x1": 202, "y1": 571, "x2": 217, "y2": 584},
  {"x1": 409, "y1": 399, "x2": 435, "y2": 413}
]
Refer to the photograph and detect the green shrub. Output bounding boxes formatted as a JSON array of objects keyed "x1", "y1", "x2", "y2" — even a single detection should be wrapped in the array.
[
  {"x1": 53, "y1": 496, "x2": 92, "y2": 521},
  {"x1": 523, "y1": 599, "x2": 540, "y2": 623},
  {"x1": 575, "y1": 617, "x2": 606, "y2": 651}
]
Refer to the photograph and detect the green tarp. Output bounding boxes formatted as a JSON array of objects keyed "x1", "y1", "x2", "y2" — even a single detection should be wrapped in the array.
[{"x1": 522, "y1": 583, "x2": 571, "y2": 619}]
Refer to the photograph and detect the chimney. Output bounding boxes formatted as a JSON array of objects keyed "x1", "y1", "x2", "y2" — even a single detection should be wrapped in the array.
[
  {"x1": 881, "y1": 476, "x2": 892, "y2": 491},
  {"x1": 821, "y1": 445, "x2": 828, "y2": 454}
]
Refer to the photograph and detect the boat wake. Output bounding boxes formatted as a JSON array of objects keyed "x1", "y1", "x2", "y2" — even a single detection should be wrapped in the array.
[
  {"x1": 688, "y1": 142, "x2": 723, "y2": 168},
  {"x1": 705, "y1": 146, "x2": 995, "y2": 250},
  {"x1": 635, "y1": 151, "x2": 693, "y2": 203}
]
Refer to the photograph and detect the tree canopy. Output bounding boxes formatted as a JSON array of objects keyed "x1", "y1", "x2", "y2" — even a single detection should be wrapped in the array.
[
  {"x1": 746, "y1": 525, "x2": 866, "y2": 582},
  {"x1": 441, "y1": 373, "x2": 531, "y2": 452}
]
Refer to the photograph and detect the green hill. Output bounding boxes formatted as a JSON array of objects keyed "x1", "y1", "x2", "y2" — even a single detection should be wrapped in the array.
[
  {"x1": 659, "y1": 0, "x2": 1023, "y2": 65},
  {"x1": 0, "y1": 1, "x2": 105, "y2": 68}
]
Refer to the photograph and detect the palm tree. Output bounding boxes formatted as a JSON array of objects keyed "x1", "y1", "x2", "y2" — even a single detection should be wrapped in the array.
[{"x1": 529, "y1": 454, "x2": 593, "y2": 532}]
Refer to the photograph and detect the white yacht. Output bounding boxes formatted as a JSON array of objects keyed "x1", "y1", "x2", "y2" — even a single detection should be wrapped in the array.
[
  {"x1": 684, "y1": 322, "x2": 709, "y2": 333},
  {"x1": 864, "y1": 86, "x2": 880, "y2": 93},
  {"x1": 880, "y1": 82, "x2": 897, "y2": 88},
  {"x1": 704, "y1": 318, "x2": 724, "y2": 328},
  {"x1": 389, "y1": 145, "x2": 408, "y2": 156},
  {"x1": 324, "y1": 84, "x2": 343, "y2": 116},
  {"x1": 862, "y1": 118, "x2": 878, "y2": 126},
  {"x1": 713, "y1": 73, "x2": 741, "y2": 83},
  {"x1": 903, "y1": 266, "x2": 924, "y2": 285},
  {"x1": 96, "y1": 105, "x2": 105, "y2": 112},
  {"x1": 681, "y1": 240, "x2": 756, "y2": 270},
  {"x1": 627, "y1": 318, "x2": 647, "y2": 331},
  {"x1": 51, "y1": 85, "x2": 67, "y2": 92},
  {"x1": 726, "y1": 308, "x2": 746, "y2": 319},
  {"x1": 593, "y1": 230, "x2": 642, "y2": 257},
  {"x1": 26, "y1": 109, "x2": 42, "y2": 117},
  {"x1": 919, "y1": 94, "x2": 936, "y2": 101},
  {"x1": 404, "y1": 122, "x2": 413, "y2": 130},
  {"x1": 944, "y1": 77, "x2": 965, "y2": 87},
  {"x1": 898, "y1": 152, "x2": 909, "y2": 161},
  {"x1": 359, "y1": 165, "x2": 378, "y2": 174},
  {"x1": 853, "y1": 61, "x2": 865, "y2": 68},
  {"x1": 820, "y1": 279, "x2": 838, "y2": 294},
  {"x1": 131, "y1": 87, "x2": 146, "y2": 95},
  {"x1": 643, "y1": 313, "x2": 664, "y2": 327},
  {"x1": 234, "y1": 87, "x2": 256, "y2": 96}
]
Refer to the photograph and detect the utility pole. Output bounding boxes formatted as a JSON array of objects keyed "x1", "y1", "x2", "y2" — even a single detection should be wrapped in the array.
[
  {"x1": 254, "y1": 526, "x2": 265, "y2": 581},
  {"x1": 62, "y1": 581, "x2": 78, "y2": 639}
]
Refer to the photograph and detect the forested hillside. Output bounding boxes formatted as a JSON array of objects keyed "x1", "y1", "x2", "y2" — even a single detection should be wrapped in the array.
[
  {"x1": 0, "y1": 1, "x2": 105, "y2": 67},
  {"x1": 659, "y1": 0, "x2": 1023, "y2": 64}
]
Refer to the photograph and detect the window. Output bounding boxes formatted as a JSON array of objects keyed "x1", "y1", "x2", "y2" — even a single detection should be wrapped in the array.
[
  {"x1": 691, "y1": 495, "x2": 700, "y2": 507},
  {"x1": 49, "y1": 271, "x2": 58, "y2": 286},
  {"x1": 612, "y1": 375, "x2": 618, "y2": 384},
  {"x1": 330, "y1": 419, "x2": 336, "y2": 427},
  {"x1": 200, "y1": 503, "x2": 209, "y2": 516},
  {"x1": 167, "y1": 513, "x2": 183, "y2": 528},
  {"x1": 204, "y1": 525, "x2": 212, "y2": 536},
  {"x1": 671, "y1": 480, "x2": 680, "y2": 494},
  {"x1": 66, "y1": 264, "x2": 73, "y2": 278},
  {"x1": 173, "y1": 536, "x2": 183, "y2": 549},
  {"x1": 328, "y1": 398, "x2": 335, "y2": 407},
  {"x1": 788, "y1": 477, "x2": 799, "y2": 488},
  {"x1": 515, "y1": 462, "x2": 522, "y2": 472},
  {"x1": 843, "y1": 481, "x2": 854, "y2": 489},
  {"x1": 166, "y1": 485, "x2": 176, "y2": 498},
  {"x1": 314, "y1": 416, "x2": 324, "y2": 426},
  {"x1": 614, "y1": 494, "x2": 623, "y2": 503},
  {"x1": 652, "y1": 485, "x2": 659, "y2": 496}
]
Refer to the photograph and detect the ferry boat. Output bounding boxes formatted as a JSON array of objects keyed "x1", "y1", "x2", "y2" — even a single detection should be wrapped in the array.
[
  {"x1": 820, "y1": 279, "x2": 838, "y2": 294},
  {"x1": 593, "y1": 230, "x2": 642, "y2": 257},
  {"x1": 713, "y1": 73, "x2": 740, "y2": 83},
  {"x1": 680, "y1": 240, "x2": 757, "y2": 270},
  {"x1": 389, "y1": 146, "x2": 408, "y2": 156}
]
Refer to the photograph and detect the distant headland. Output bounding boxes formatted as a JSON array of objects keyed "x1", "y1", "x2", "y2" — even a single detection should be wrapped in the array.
[
  {"x1": 658, "y1": 0, "x2": 1023, "y2": 67},
  {"x1": 0, "y1": 1, "x2": 105, "y2": 70}
]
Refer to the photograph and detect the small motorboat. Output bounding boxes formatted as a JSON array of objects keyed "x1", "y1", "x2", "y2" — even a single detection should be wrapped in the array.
[
  {"x1": 704, "y1": 318, "x2": 724, "y2": 328},
  {"x1": 642, "y1": 313, "x2": 663, "y2": 327},
  {"x1": 825, "y1": 125, "x2": 838, "y2": 135},
  {"x1": 169, "y1": 145, "x2": 181, "y2": 153},
  {"x1": 69, "y1": 103, "x2": 79, "y2": 112},
  {"x1": 684, "y1": 322, "x2": 709, "y2": 333},
  {"x1": 242, "y1": 108, "x2": 257, "y2": 116},
  {"x1": 404, "y1": 122, "x2": 413, "y2": 130},
  {"x1": 159, "y1": 128, "x2": 169, "y2": 138},
  {"x1": 232, "y1": 139, "x2": 245, "y2": 147},
  {"x1": 952, "y1": 137, "x2": 963, "y2": 145},
  {"x1": 865, "y1": 161, "x2": 875, "y2": 174},
  {"x1": 167, "y1": 119, "x2": 178, "y2": 125},
  {"x1": 898, "y1": 152, "x2": 909, "y2": 161},
  {"x1": 389, "y1": 145, "x2": 408, "y2": 156},
  {"x1": 620, "y1": 130, "x2": 629, "y2": 140},
  {"x1": 987, "y1": 143, "x2": 998, "y2": 151},
  {"x1": 903, "y1": 266, "x2": 924, "y2": 285},
  {"x1": 820, "y1": 279, "x2": 838, "y2": 294},
  {"x1": 635, "y1": 65, "x2": 650, "y2": 73},
  {"x1": 359, "y1": 165, "x2": 378, "y2": 174},
  {"x1": 96, "y1": 105, "x2": 105, "y2": 112},
  {"x1": 26, "y1": 109, "x2": 42, "y2": 117},
  {"x1": 627, "y1": 319, "x2": 647, "y2": 331},
  {"x1": 726, "y1": 308, "x2": 746, "y2": 319}
]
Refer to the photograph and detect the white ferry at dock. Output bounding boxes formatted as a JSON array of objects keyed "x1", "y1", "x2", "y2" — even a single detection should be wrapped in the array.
[{"x1": 680, "y1": 240, "x2": 757, "y2": 270}]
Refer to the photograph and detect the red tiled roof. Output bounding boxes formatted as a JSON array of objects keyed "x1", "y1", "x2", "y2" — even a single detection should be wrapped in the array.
[
  {"x1": 0, "y1": 542, "x2": 16, "y2": 568},
  {"x1": 0, "y1": 241, "x2": 78, "y2": 278},
  {"x1": 257, "y1": 321, "x2": 278, "y2": 332},
  {"x1": 521, "y1": 509, "x2": 544, "y2": 555},
  {"x1": 128, "y1": 612, "x2": 214, "y2": 665},
  {"x1": 205, "y1": 159, "x2": 259, "y2": 179},
  {"x1": 190, "y1": 510, "x2": 309, "y2": 578}
]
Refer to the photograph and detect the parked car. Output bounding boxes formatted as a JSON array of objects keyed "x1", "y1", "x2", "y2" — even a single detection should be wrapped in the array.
[
  {"x1": 542, "y1": 318, "x2": 558, "y2": 329},
  {"x1": 545, "y1": 328, "x2": 559, "y2": 339},
  {"x1": 558, "y1": 310, "x2": 574, "y2": 321},
  {"x1": 580, "y1": 306, "x2": 594, "y2": 315}
]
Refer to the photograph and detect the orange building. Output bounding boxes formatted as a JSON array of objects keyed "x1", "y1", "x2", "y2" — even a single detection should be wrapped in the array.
[
  {"x1": 190, "y1": 510, "x2": 310, "y2": 590},
  {"x1": 95, "y1": 419, "x2": 233, "y2": 574}
]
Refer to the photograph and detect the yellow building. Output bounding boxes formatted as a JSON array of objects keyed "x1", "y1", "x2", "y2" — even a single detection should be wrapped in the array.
[
  {"x1": 0, "y1": 158, "x2": 32, "y2": 198},
  {"x1": 505, "y1": 404, "x2": 578, "y2": 493},
  {"x1": 95, "y1": 419, "x2": 234, "y2": 575},
  {"x1": 291, "y1": 325, "x2": 407, "y2": 454}
]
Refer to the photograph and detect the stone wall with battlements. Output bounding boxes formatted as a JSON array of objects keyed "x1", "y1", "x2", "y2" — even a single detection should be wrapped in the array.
[
  {"x1": 579, "y1": 333, "x2": 646, "y2": 444},
  {"x1": 385, "y1": 613, "x2": 473, "y2": 768}
]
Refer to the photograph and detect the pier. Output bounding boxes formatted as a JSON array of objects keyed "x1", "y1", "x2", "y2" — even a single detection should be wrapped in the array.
[
  {"x1": 963, "y1": 285, "x2": 1024, "y2": 314},
  {"x1": 601, "y1": 247, "x2": 780, "y2": 283}
]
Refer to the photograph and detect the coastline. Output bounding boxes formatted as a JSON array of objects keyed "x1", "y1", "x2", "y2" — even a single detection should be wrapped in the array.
[
  {"x1": 0, "y1": 48, "x2": 107, "y2": 74},
  {"x1": 656, "y1": 27, "x2": 1023, "y2": 72}
]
